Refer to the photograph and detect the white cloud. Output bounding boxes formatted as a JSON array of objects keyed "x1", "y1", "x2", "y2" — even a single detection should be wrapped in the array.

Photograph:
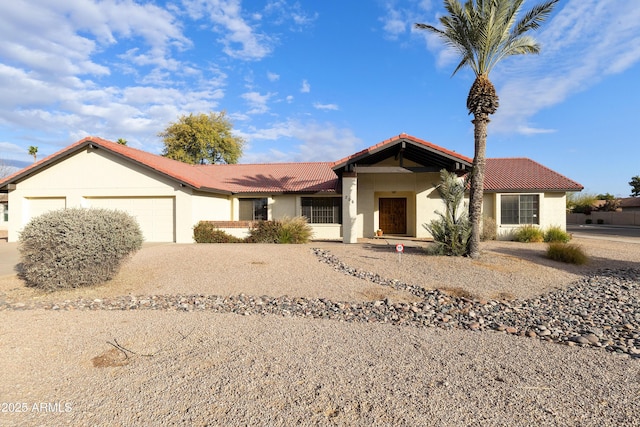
[
  {"x1": 300, "y1": 79, "x2": 310, "y2": 93},
  {"x1": 267, "y1": 71, "x2": 280, "y2": 81},
  {"x1": 313, "y1": 103, "x2": 339, "y2": 111},
  {"x1": 239, "y1": 119, "x2": 362, "y2": 163},
  {"x1": 412, "y1": 0, "x2": 640, "y2": 136},
  {"x1": 184, "y1": 0, "x2": 273, "y2": 60},
  {"x1": 491, "y1": 0, "x2": 640, "y2": 135},
  {"x1": 382, "y1": 0, "x2": 434, "y2": 40},
  {"x1": 241, "y1": 91, "x2": 275, "y2": 114}
]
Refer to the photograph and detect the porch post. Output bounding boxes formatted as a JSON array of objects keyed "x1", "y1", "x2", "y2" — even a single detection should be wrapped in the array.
[{"x1": 342, "y1": 171, "x2": 358, "y2": 244}]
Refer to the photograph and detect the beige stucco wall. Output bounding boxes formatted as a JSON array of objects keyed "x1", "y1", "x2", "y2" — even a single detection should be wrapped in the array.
[
  {"x1": 353, "y1": 171, "x2": 444, "y2": 239},
  {"x1": 6, "y1": 147, "x2": 194, "y2": 243},
  {"x1": 192, "y1": 191, "x2": 232, "y2": 222},
  {"x1": 493, "y1": 192, "x2": 567, "y2": 239}
]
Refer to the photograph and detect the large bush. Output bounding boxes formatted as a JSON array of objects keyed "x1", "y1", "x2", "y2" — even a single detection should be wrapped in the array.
[{"x1": 19, "y1": 208, "x2": 143, "y2": 290}]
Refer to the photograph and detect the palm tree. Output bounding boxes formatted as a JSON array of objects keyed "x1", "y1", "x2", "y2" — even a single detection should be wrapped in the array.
[
  {"x1": 28, "y1": 146, "x2": 38, "y2": 162},
  {"x1": 415, "y1": 0, "x2": 558, "y2": 258}
]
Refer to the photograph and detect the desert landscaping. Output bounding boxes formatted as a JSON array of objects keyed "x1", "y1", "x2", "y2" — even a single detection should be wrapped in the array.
[{"x1": 0, "y1": 236, "x2": 639, "y2": 426}]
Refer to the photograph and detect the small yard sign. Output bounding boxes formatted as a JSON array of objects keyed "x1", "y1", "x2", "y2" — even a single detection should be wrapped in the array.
[{"x1": 396, "y1": 243, "x2": 404, "y2": 263}]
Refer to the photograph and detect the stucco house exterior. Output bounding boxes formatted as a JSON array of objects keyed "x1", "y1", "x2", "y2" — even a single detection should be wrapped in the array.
[{"x1": 0, "y1": 134, "x2": 583, "y2": 243}]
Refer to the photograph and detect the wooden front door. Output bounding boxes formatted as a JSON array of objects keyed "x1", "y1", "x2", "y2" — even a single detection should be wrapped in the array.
[{"x1": 379, "y1": 198, "x2": 407, "y2": 235}]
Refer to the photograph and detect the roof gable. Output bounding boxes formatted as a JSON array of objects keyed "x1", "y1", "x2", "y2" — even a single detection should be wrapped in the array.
[{"x1": 332, "y1": 133, "x2": 473, "y2": 173}]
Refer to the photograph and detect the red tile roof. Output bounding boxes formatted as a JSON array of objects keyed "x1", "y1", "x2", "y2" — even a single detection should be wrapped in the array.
[
  {"x1": 0, "y1": 137, "x2": 338, "y2": 194},
  {"x1": 484, "y1": 158, "x2": 583, "y2": 192},
  {"x1": 0, "y1": 136, "x2": 582, "y2": 194}
]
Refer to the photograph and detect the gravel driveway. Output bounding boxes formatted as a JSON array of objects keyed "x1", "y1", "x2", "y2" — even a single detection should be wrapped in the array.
[{"x1": 1, "y1": 238, "x2": 639, "y2": 426}]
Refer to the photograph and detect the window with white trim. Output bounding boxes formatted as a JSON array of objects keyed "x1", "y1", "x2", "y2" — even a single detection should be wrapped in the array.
[
  {"x1": 301, "y1": 197, "x2": 341, "y2": 224},
  {"x1": 239, "y1": 198, "x2": 268, "y2": 221},
  {"x1": 501, "y1": 194, "x2": 539, "y2": 225}
]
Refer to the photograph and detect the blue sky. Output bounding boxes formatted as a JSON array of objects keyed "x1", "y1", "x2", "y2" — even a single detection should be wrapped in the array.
[{"x1": 0, "y1": 0, "x2": 639, "y2": 197}]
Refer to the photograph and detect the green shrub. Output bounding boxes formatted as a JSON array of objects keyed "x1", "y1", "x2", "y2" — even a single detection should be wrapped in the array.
[
  {"x1": 585, "y1": 219, "x2": 592, "y2": 224},
  {"x1": 544, "y1": 226, "x2": 571, "y2": 243},
  {"x1": 481, "y1": 216, "x2": 497, "y2": 241},
  {"x1": 546, "y1": 242, "x2": 588, "y2": 265},
  {"x1": 513, "y1": 225, "x2": 544, "y2": 243},
  {"x1": 278, "y1": 216, "x2": 313, "y2": 244},
  {"x1": 19, "y1": 208, "x2": 143, "y2": 291},
  {"x1": 193, "y1": 221, "x2": 244, "y2": 243},
  {"x1": 247, "y1": 220, "x2": 282, "y2": 243},
  {"x1": 247, "y1": 217, "x2": 313, "y2": 244},
  {"x1": 424, "y1": 170, "x2": 471, "y2": 256}
]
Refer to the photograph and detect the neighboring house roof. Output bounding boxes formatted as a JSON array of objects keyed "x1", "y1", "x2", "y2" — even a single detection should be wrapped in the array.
[
  {"x1": 619, "y1": 197, "x2": 640, "y2": 208},
  {"x1": 0, "y1": 136, "x2": 583, "y2": 194},
  {"x1": 484, "y1": 158, "x2": 583, "y2": 192}
]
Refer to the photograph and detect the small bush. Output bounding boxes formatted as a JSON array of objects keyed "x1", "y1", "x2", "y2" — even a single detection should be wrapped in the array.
[
  {"x1": 278, "y1": 216, "x2": 313, "y2": 244},
  {"x1": 193, "y1": 221, "x2": 244, "y2": 243},
  {"x1": 481, "y1": 216, "x2": 497, "y2": 241},
  {"x1": 247, "y1": 220, "x2": 282, "y2": 243},
  {"x1": 247, "y1": 217, "x2": 313, "y2": 244},
  {"x1": 546, "y1": 242, "x2": 588, "y2": 265},
  {"x1": 585, "y1": 219, "x2": 592, "y2": 224},
  {"x1": 513, "y1": 225, "x2": 544, "y2": 243},
  {"x1": 597, "y1": 219, "x2": 604, "y2": 224},
  {"x1": 544, "y1": 226, "x2": 571, "y2": 243},
  {"x1": 19, "y1": 208, "x2": 143, "y2": 291}
]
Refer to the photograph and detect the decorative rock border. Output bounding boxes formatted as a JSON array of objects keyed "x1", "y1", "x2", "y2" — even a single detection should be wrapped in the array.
[{"x1": 1, "y1": 249, "x2": 638, "y2": 358}]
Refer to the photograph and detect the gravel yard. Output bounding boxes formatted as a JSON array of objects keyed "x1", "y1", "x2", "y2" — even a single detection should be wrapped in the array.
[{"x1": 0, "y1": 237, "x2": 639, "y2": 426}]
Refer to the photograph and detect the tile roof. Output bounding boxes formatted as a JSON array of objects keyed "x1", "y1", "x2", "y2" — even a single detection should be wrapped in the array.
[
  {"x1": 484, "y1": 158, "x2": 583, "y2": 192},
  {"x1": 0, "y1": 137, "x2": 338, "y2": 194},
  {"x1": 0, "y1": 136, "x2": 582, "y2": 194}
]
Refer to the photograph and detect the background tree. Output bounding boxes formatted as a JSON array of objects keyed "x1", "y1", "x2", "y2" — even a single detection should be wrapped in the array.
[
  {"x1": 415, "y1": 0, "x2": 558, "y2": 258},
  {"x1": 116, "y1": 138, "x2": 128, "y2": 145},
  {"x1": 159, "y1": 112, "x2": 244, "y2": 165},
  {"x1": 28, "y1": 146, "x2": 38, "y2": 162},
  {"x1": 629, "y1": 175, "x2": 640, "y2": 197}
]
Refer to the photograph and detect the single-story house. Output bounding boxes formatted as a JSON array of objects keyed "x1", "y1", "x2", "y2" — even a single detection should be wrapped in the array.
[
  {"x1": 619, "y1": 197, "x2": 640, "y2": 212},
  {"x1": 0, "y1": 134, "x2": 583, "y2": 243}
]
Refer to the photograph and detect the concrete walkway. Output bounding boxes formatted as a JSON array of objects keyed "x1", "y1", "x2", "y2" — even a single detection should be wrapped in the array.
[{"x1": 0, "y1": 241, "x2": 19, "y2": 277}]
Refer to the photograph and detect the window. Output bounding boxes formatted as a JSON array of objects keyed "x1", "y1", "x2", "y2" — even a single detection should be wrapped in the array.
[
  {"x1": 239, "y1": 198, "x2": 268, "y2": 221},
  {"x1": 1, "y1": 203, "x2": 6, "y2": 222},
  {"x1": 501, "y1": 194, "x2": 539, "y2": 225},
  {"x1": 301, "y1": 197, "x2": 341, "y2": 224}
]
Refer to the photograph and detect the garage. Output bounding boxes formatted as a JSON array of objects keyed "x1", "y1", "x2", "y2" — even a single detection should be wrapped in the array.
[
  {"x1": 27, "y1": 197, "x2": 67, "y2": 220},
  {"x1": 86, "y1": 197, "x2": 176, "y2": 242}
]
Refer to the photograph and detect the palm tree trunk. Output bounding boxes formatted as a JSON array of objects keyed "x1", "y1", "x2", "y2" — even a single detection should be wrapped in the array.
[{"x1": 468, "y1": 115, "x2": 489, "y2": 259}]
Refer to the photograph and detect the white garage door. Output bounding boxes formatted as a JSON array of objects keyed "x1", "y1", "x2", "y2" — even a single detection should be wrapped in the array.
[
  {"x1": 26, "y1": 197, "x2": 66, "y2": 220},
  {"x1": 87, "y1": 197, "x2": 175, "y2": 242}
]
